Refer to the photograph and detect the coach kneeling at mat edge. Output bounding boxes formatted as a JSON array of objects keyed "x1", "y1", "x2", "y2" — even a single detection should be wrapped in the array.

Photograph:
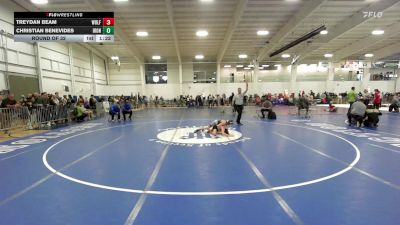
[
  {"x1": 261, "y1": 99, "x2": 273, "y2": 119},
  {"x1": 347, "y1": 98, "x2": 366, "y2": 127},
  {"x1": 232, "y1": 81, "x2": 248, "y2": 125}
]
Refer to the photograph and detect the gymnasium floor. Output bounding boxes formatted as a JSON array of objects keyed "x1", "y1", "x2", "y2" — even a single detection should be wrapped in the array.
[{"x1": 0, "y1": 107, "x2": 399, "y2": 225}]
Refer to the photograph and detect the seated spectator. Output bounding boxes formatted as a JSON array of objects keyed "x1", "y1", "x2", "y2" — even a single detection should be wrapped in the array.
[
  {"x1": 260, "y1": 99, "x2": 273, "y2": 119},
  {"x1": 328, "y1": 103, "x2": 337, "y2": 112},
  {"x1": 389, "y1": 93, "x2": 399, "y2": 113},
  {"x1": 75, "y1": 102, "x2": 89, "y2": 122},
  {"x1": 364, "y1": 107, "x2": 381, "y2": 128},
  {"x1": 347, "y1": 98, "x2": 366, "y2": 127},
  {"x1": 122, "y1": 100, "x2": 133, "y2": 121},
  {"x1": 109, "y1": 101, "x2": 121, "y2": 121}
]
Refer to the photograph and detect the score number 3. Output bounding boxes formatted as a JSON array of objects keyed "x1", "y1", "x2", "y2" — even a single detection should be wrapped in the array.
[{"x1": 103, "y1": 18, "x2": 114, "y2": 26}]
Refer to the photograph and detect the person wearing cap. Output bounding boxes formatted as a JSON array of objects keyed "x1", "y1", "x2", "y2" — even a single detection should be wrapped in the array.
[{"x1": 347, "y1": 97, "x2": 366, "y2": 127}]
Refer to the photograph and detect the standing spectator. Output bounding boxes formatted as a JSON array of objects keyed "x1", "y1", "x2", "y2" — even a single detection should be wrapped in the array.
[
  {"x1": 389, "y1": 93, "x2": 399, "y2": 113},
  {"x1": 347, "y1": 87, "x2": 357, "y2": 108},
  {"x1": 232, "y1": 81, "x2": 248, "y2": 125},
  {"x1": 61, "y1": 95, "x2": 68, "y2": 106},
  {"x1": 229, "y1": 93, "x2": 234, "y2": 106},
  {"x1": 373, "y1": 89, "x2": 381, "y2": 109},
  {"x1": 362, "y1": 89, "x2": 371, "y2": 105},
  {"x1": 68, "y1": 95, "x2": 75, "y2": 104},
  {"x1": 0, "y1": 95, "x2": 3, "y2": 107},
  {"x1": 89, "y1": 95, "x2": 97, "y2": 108},
  {"x1": 1, "y1": 94, "x2": 18, "y2": 108}
]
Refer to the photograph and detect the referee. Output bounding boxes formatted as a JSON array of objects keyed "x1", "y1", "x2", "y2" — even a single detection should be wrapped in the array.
[{"x1": 232, "y1": 81, "x2": 248, "y2": 125}]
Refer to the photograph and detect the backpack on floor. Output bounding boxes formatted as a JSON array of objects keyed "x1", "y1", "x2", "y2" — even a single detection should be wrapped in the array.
[{"x1": 268, "y1": 111, "x2": 277, "y2": 120}]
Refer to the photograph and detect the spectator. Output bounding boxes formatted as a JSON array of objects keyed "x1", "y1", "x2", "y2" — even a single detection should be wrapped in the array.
[
  {"x1": 0, "y1": 95, "x2": 3, "y2": 107},
  {"x1": 364, "y1": 106, "x2": 381, "y2": 128},
  {"x1": 109, "y1": 101, "x2": 121, "y2": 121},
  {"x1": 75, "y1": 102, "x2": 89, "y2": 122},
  {"x1": 362, "y1": 89, "x2": 371, "y2": 105},
  {"x1": 122, "y1": 99, "x2": 133, "y2": 121},
  {"x1": 347, "y1": 87, "x2": 357, "y2": 108},
  {"x1": 389, "y1": 93, "x2": 399, "y2": 113},
  {"x1": 1, "y1": 94, "x2": 18, "y2": 108},
  {"x1": 347, "y1": 98, "x2": 366, "y2": 127},
  {"x1": 260, "y1": 99, "x2": 273, "y2": 119},
  {"x1": 89, "y1": 95, "x2": 97, "y2": 109},
  {"x1": 373, "y1": 89, "x2": 381, "y2": 109},
  {"x1": 297, "y1": 95, "x2": 310, "y2": 117}
]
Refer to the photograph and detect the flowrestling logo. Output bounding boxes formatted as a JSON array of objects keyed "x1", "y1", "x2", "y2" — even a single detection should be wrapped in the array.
[
  {"x1": 0, "y1": 123, "x2": 102, "y2": 154},
  {"x1": 149, "y1": 126, "x2": 251, "y2": 147}
]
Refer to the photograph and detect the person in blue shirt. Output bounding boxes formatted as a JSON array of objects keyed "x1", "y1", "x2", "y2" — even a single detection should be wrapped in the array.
[
  {"x1": 122, "y1": 99, "x2": 133, "y2": 121},
  {"x1": 109, "y1": 101, "x2": 120, "y2": 121}
]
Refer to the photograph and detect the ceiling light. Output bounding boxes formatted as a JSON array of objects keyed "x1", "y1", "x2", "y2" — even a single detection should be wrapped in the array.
[
  {"x1": 200, "y1": 0, "x2": 214, "y2": 2},
  {"x1": 244, "y1": 67, "x2": 251, "y2": 70},
  {"x1": 281, "y1": 54, "x2": 291, "y2": 58},
  {"x1": 258, "y1": 67, "x2": 263, "y2": 69},
  {"x1": 238, "y1": 54, "x2": 247, "y2": 59},
  {"x1": 152, "y1": 55, "x2": 161, "y2": 60},
  {"x1": 262, "y1": 65, "x2": 270, "y2": 67},
  {"x1": 31, "y1": 0, "x2": 48, "y2": 4},
  {"x1": 224, "y1": 65, "x2": 231, "y2": 68},
  {"x1": 274, "y1": 64, "x2": 281, "y2": 67},
  {"x1": 365, "y1": 53, "x2": 374, "y2": 58},
  {"x1": 196, "y1": 30, "x2": 208, "y2": 37},
  {"x1": 248, "y1": 64, "x2": 254, "y2": 68},
  {"x1": 136, "y1": 31, "x2": 148, "y2": 37},
  {"x1": 195, "y1": 54, "x2": 204, "y2": 59},
  {"x1": 236, "y1": 65, "x2": 244, "y2": 68},
  {"x1": 320, "y1": 30, "x2": 328, "y2": 35},
  {"x1": 114, "y1": 0, "x2": 129, "y2": 2},
  {"x1": 111, "y1": 56, "x2": 119, "y2": 60},
  {"x1": 324, "y1": 53, "x2": 333, "y2": 58},
  {"x1": 257, "y1": 30, "x2": 269, "y2": 36},
  {"x1": 372, "y1": 30, "x2": 384, "y2": 35}
]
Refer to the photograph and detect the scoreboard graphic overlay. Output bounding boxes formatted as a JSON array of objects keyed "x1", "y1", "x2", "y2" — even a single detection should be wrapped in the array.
[{"x1": 14, "y1": 12, "x2": 114, "y2": 43}]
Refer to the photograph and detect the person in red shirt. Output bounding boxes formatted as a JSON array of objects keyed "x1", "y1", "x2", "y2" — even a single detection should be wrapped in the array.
[{"x1": 373, "y1": 89, "x2": 381, "y2": 109}]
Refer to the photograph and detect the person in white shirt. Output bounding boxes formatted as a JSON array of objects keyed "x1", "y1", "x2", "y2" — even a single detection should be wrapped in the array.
[{"x1": 232, "y1": 81, "x2": 248, "y2": 125}]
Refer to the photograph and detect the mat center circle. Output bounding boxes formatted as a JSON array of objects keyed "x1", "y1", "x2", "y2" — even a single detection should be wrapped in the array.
[{"x1": 156, "y1": 127, "x2": 242, "y2": 144}]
